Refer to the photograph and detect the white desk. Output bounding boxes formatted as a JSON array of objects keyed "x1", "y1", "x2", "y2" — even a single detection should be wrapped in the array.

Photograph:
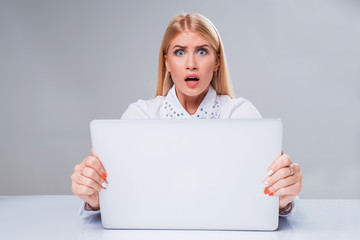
[{"x1": 0, "y1": 195, "x2": 359, "y2": 240}]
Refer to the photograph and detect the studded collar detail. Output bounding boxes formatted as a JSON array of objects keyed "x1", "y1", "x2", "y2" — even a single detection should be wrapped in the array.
[{"x1": 162, "y1": 85, "x2": 220, "y2": 119}]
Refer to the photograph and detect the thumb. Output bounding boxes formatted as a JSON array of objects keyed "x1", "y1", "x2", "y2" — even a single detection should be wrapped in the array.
[{"x1": 90, "y1": 148, "x2": 100, "y2": 160}]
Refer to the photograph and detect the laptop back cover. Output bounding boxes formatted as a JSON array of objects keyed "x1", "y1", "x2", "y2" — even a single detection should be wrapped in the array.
[{"x1": 90, "y1": 119, "x2": 282, "y2": 230}]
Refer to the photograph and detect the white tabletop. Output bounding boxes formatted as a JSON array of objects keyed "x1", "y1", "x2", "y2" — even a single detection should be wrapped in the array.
[{"x1": 0, "y1": 195, "x2": 359, "y2": 240}]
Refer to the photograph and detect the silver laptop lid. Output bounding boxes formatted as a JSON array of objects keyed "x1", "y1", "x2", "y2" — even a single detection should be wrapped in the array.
[{"x1": 90, "y1": 119, "x2": 282, "y2": 230}]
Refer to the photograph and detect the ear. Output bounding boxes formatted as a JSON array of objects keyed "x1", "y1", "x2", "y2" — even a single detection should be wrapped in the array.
[
  {"x1": 213, "y1": 54, "x2": 220, "y2": 72},
  {"x1": 164, "y1": 55, "x2": 171, "y2": 72}
]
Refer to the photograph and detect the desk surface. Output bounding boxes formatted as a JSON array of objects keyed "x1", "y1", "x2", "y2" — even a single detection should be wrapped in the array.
[{"x1": 0, "y1": 195, "x2": 359, "y2": 240}]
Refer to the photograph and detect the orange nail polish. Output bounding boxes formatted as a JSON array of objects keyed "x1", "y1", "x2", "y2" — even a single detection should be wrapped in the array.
[
  {"x1": 264, "y1": 188, "x2": 270, "y2": 194},
  {"x1": 101, "y1": 173, "x2": 107, "y2": 179},
  {"x1": 269, "y1": 193, "x2": 274, "y2": 196}
]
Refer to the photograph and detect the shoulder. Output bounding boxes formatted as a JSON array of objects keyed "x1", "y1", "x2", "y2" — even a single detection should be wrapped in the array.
[
  {"x1": 218, "y1": 95, "x2": 262, "y2": 119},
  {"x1": 121, "y1": 96, "x2": 164, "y2": 119}
]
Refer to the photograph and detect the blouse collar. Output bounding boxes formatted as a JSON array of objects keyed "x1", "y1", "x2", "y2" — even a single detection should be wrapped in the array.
[{"x1": 162, "y1": 84, "x2": 220, "y2": 119}]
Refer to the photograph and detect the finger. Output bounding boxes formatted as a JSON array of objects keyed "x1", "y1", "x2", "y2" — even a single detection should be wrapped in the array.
[
  {"x1": 71, "y1": 180, "x2": 100, "y2": 208},
  {"x1": 263, "y1": 164, "x2": 300, "y2": 188},
  {"x1": 266, "y1": 174, "x2": 300, "y2": 194},
  {"x1": 90, "y1": 148, "x2": 101, "y2": 162},
  {"x1": 75, "y1": 171, "x2": 103, "y2": 191},
  {"x1": 267, "y1": 154, "x2": 292, "y2": 175},
  {"x1": 72, "y1": 182, "x2": 97, "y2": 197},
  {"x1": 82, "y1": 156, "x2": 107, "y2": 180},
  {"x1": 73, "y1": 163, "x2": 82, "y2": 173},
  {"x1": 72, "y1": 170, "x2": 103, "y2": 191},
  {"x1": 269, "y1": 181, "x2": 302, "y2": 197},
  {"x1": 81, "y1": 167, "x2": 108, "y2": 189}
]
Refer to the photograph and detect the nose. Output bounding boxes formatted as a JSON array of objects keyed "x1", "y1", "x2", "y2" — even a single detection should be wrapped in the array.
[{"x1": 186, "y1": 53, "x2": 198, "y2": 70}]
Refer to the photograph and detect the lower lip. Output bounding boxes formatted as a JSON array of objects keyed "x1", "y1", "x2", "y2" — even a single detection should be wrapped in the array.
[{"x1": 185, "y1": 81, "x2": 200, "y2": 87}]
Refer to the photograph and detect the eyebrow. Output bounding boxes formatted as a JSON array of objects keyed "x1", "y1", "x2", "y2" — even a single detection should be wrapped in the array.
[{"x1": 172, "y1": 44, "x2": 210, "y2": 49}]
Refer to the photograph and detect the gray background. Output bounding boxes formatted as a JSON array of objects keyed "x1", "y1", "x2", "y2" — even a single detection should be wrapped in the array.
[{"x1": 0, "y1": 0, "x2": 359, "y2": 199}]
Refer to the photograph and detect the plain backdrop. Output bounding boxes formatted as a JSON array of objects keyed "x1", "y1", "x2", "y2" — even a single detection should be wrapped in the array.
[{"x1": 0, "y1": 0, "x2": 359, "y2": 199}]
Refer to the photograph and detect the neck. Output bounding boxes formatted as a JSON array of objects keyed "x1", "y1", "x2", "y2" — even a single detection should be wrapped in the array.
[{"x1": 175, "y1": 86, "x2": 210, "y2": 115}]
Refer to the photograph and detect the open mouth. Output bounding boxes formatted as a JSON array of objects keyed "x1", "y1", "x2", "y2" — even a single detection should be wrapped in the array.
[
  {"x1": 184, "y1": 74, "x2": 200, "y2": 87},
  {"x1": 185, "y1": 77, "x2": 199, "y2": 82}
]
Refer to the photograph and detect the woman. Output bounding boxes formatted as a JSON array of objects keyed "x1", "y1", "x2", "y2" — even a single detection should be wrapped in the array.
[{"x1": 71, "y1": 13, "x2": 302, "y2": 216}]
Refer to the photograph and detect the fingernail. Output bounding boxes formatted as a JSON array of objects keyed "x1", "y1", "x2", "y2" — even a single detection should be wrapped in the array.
[
  {"x1": 102, "y1": 181, "x2": 108, "y2": 188},
  {"x1": 264, "y1": 188, "x2": 270, "y2": 195},
  {"x1": 267, "y1": 170, "x2": 274, "y2": 176},
  {"x1": 269, "y1": 193, "x2": 274, "y2": 196},
  {"x1": 100, "y1": 188, "x2": 106, "y2": 192},
  {"x1": 101, "y1": 173, "x2": 107, "y2": 179},
  {"x1": 262, "y1": 181, "x2": 269, "y2": 188}
]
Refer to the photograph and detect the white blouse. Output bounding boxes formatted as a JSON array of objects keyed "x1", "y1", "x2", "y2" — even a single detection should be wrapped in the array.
[{"x1": 80, "y1": 84, "x2": 295, "y2": 217}]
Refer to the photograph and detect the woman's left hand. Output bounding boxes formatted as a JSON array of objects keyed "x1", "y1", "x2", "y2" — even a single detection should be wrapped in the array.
[{"x1": 263, "y1": 153, "x2": 303, "y2": 209}]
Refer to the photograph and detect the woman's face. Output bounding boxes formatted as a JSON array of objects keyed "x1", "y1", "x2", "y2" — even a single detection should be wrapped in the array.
[{"x1": 164, "y1": 31, "x2": 220, "y2": 98}]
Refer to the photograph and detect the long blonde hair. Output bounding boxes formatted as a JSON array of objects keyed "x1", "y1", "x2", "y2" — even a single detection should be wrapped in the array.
[{"x1": 156, "y1": 13, "x2": 234, "y2": 98}]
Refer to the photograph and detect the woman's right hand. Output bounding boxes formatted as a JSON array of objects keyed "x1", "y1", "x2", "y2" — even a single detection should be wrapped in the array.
[{"x1": 71, "y1": 149, "x2": 107, "y2": 210}]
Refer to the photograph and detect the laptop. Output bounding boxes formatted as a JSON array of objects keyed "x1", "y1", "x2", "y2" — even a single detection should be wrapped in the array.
[{"x1": 90, "y1": 119, "x2": 282, "y2": 230}]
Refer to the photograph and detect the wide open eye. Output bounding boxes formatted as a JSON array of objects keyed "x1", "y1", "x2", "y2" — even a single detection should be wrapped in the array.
[
  {"x1": 198, "y1": 48, "x2": 207, "y2": 55},
  {"x1": 175, "y1": 49, "x2": 185, "y2": 56}
]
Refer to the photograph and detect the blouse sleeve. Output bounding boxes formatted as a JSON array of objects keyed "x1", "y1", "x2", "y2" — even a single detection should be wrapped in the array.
[
  {"x1": 78, "y1": 201, "x2": 100, "y2": 217},
  {"x1": 279, "y1": 201, "x2": 295, "y2": 217},
  {"x1": 223, "y1": 97, "x2": 262, "y2": 119},
  {"x1": 231, "y1": 101, "x2": 261, "y2": 118},
  {"x1": 121, "y1": 102, "x2": 150, "y2": 119}
]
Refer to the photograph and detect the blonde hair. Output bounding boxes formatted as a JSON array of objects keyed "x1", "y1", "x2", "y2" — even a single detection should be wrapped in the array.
[{"x1": 155, "y1": 13, "x2": 234, "y2": 98}]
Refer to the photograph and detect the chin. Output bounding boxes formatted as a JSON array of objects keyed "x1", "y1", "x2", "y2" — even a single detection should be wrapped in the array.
[{"x1": 181, "y1": 84, "x2": 209, "y2": 97}]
